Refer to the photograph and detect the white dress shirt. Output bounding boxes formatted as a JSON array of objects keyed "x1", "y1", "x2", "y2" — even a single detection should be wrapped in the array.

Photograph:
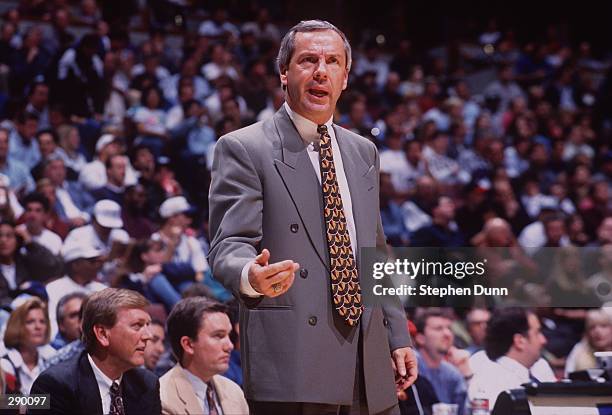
[
  {"x1": 183, "y1": 367, "x2": 223, "y2": 415},
  {"x1": 468, "y1": 353, "x2": 556, "y2": 409},
  {"x1": 240, "y1": 103, "x2": 358, "y2": 296},
  {"x1": 87, "y1": 354, "x2": 123, "y2": 414}
]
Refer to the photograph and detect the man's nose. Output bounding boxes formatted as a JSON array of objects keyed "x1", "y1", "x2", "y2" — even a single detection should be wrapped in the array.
[
  {"x1": 142, "y1": 326, "x2": 153, "y2": 341},
  {"x1": 313, "y1": 59, "x2": 328, "y2": 79}
]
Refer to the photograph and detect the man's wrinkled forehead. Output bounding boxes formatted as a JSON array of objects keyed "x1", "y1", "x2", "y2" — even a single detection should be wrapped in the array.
[{"x1": 293, "y1": 30, "x2": 346, "y2": 59}]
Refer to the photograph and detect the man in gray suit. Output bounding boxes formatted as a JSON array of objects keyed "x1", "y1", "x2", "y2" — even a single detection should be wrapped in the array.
[{"x1": 209, "y1": 20, "x2": 417, "y2": 414}]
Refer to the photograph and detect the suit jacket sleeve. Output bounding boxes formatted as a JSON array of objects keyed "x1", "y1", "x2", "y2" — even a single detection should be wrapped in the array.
[
  {"x1": 373, "y1": 144, "x2": 412, "y2": 350},
  {"x1": 29, "y1": 371, "x2": 74, "y2": 415},
  {"x1": 208, "y1": 134, "x2": 263, "y2": 300}
]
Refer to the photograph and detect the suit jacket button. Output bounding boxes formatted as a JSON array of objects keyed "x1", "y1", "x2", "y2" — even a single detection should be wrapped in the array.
[
  {"x1": 383, "y1": 318, "x2": 389, "y2": 327},
  {"x1": 300, "y1": 268, "x2": 308, "y2": 279},
  {"x1": 308, "y1": 316, "x2": 317, "y2": 326},
  {"x1": 290, "y1": 224, "x2": 299, "y2": 233}
]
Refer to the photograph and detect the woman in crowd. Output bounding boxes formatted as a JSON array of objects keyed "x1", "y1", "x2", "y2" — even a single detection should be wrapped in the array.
[
  {"x1": 0, "y1": 219, "x2": 63, "y2": 307},
  {"x1": 1, "y1": 297, "x2": 56, "y2": 393},
  {"x1": 565, "y1": 308, "x2": 612, "y2": 375}
]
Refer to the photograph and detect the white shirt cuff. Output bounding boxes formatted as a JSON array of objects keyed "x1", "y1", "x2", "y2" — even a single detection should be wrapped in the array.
[{"x1": 240, "y1": 260, "x2": 263, "y2": 297}]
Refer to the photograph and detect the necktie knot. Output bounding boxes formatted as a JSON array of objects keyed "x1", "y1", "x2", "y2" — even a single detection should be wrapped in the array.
[{"x1": 317, "y1": 124, "x2": 329, "y2": 136}]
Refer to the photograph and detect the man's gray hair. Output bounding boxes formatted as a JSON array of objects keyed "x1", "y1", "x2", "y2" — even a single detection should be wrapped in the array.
[{"x1": 277, "y1": 20, "x2": 352, "y2": 74}]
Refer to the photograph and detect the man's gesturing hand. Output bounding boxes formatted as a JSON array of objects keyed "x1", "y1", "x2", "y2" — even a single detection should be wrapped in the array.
[
  {"x1": 248, "y1": 249, "x2": 299, "y2": 297},
  {"x1": 391, "y1": 346, "x2": 418, "y2": 392}
]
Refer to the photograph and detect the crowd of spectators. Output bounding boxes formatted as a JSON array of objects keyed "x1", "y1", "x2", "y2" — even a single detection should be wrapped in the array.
[{"x1": 0, "y1": 1, "x2": 610, "y2": 413}]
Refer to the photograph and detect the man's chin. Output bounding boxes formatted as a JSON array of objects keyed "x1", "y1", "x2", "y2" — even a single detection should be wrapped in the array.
[
  {"x1": 131, "y1": 357, "x2": 145, "y2": 367},
  {"x1": 302, "y1": 101, "x2": 331, "y2": 117}
]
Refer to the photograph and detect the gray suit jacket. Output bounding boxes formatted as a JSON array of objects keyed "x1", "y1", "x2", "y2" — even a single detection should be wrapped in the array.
[{"x1": 209, "y1": 106, "x2": 411, "y2": 413}]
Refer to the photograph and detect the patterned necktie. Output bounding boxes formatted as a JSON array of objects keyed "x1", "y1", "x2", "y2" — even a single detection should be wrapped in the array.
[
  {"x1": 317, "y1": 124, "x2": 363, "y2": 326},
  {"x1": 206, "y1": 381, "x2": 220, "y2": 415},
  {"x1": 109, "y1": 381, "x2": 125, "y2": 415}
]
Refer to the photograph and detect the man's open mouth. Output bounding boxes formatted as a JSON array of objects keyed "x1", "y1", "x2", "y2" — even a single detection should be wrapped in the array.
[{"x1": 309, "y1": 89, "x2": 328, "y2": 98}]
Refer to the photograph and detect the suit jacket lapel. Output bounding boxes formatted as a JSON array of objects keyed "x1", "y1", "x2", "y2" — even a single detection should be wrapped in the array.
[
  {"x1": 77, "y1": 352, "x2": 103, "y2": 415},
  {"x1": 273, "y1": 107, "x2": 329, "y2": 270},
  {"x1": 212, "y1": 375, "x2": 234, "y2": 415},
  {"x1": 122, "y1": 371, "x2": 140, "y2": 415},
  {"x1": 333, "y1": 126, "x2": 376, "y2": 267},
  {"x1": 171, "y1": 366, "x2": 204, "y2": 414}
]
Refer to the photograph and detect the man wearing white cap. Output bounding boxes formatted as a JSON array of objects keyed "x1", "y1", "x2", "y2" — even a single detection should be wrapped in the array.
[
  {"x1": 153, "y1": 196, "x2": 209, "y2": 284},
  {"x1": 78, "y1": 134, "x2": 138, "y2": 191},
  {"x1": 62, "y1": 200, "x2": 130, "y2": 284},
  {"x1": 46, "y1": 231, "x2": 107, "y2": 338}
]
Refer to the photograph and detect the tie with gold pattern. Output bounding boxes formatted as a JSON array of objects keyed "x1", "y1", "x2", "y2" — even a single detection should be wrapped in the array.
[
  {"x1": 109, "y1": 381, "x2": 125, "y2": 415},
  {"x1": 317, "y1": 124, "x2": 363, "y2": 326}
]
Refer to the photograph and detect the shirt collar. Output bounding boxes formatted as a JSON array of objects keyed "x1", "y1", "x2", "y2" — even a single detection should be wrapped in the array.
[
  {"x1": 87, "y1": 353, "x2": 123, "y2": 389},
  {"x1": 284, "y1": 102, "x2": 333, "y2": 144},
  {"x1": 182, "y1": 367, "x2": 210, "y2": 401}
]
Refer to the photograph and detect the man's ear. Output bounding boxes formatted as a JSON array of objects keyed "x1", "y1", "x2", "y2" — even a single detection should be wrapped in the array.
[
  {"x1": 180, "y1": 336, "x2": 195, "y2": 357},
  {"x1": 279, "y1": 65, "x2": 288, "y2": 89},
  {"x1": 342, "y1": 68, "x2": 348, "y2": 91},
  {"x1": 512, "y1": 332, "x2": 525, "y2": 351},
  {"x1": 93, "y1": 324, "x2": 110, "y2": 347}
]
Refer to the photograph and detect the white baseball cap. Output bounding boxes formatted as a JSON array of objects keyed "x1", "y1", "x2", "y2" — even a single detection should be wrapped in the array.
[
  {"x1": 62, "y1": 237, "x2": 104, "y2": 262},
  {"x1": 93, "y1": 199, "x2": 123, "y2": 228},
  {"x1": 159, "y1": 196, "x2": 191, "y2": 219},
  {"x1": 95, "y1": 134, "x2": 117, "y2": 153}
]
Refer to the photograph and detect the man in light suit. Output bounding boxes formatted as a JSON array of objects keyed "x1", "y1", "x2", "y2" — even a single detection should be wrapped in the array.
[
  {"x1": 160, "y1": 297, "x2": 248, "y2": 415},
  {"x1": 209, "y1": 20, "x2": 417, "y2": 414}
]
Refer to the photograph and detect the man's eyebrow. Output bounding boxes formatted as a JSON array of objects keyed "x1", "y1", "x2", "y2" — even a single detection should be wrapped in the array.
[{"x1": 296, "y1": 51, "x2": 342, "y2": 58}]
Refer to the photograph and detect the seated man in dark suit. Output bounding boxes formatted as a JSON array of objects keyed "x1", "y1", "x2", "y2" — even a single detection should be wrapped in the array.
[{"x1": 31, "y1": 288, "x2": 161, "y2": 415}]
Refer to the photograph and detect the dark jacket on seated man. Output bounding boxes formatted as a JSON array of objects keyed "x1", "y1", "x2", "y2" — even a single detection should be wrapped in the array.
[{"x1": 30, "y1": 350, "x2": 161, "y2": 415}]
